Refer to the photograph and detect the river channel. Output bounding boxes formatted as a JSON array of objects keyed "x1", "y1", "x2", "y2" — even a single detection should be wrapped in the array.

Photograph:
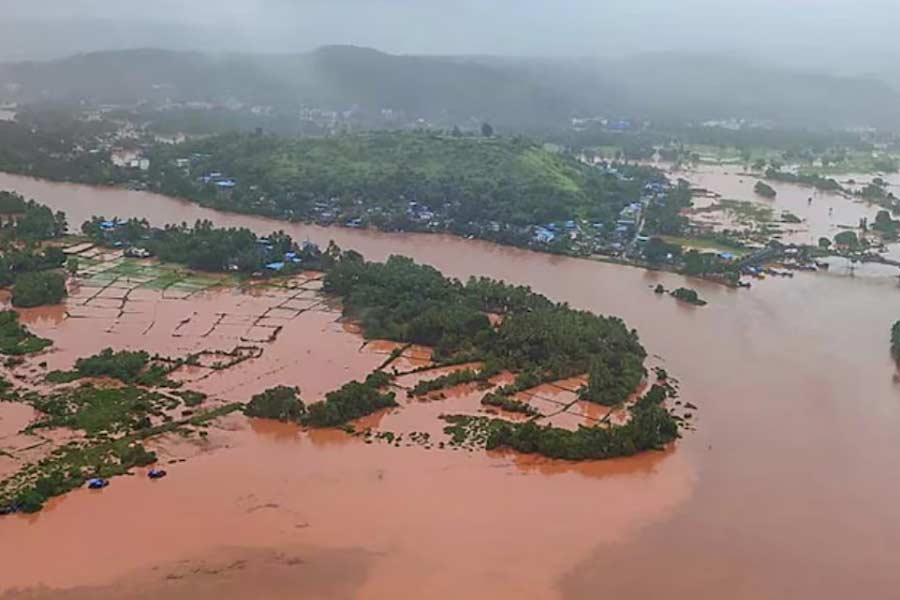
[{"x1": 0, "y1": 172, "x2": 898, "y2": 599}]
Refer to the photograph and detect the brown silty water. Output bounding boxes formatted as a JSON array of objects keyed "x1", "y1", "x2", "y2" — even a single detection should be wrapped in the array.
[
  {"x1": 669, "y1": 164, "x2": 885, "y2": 245},
  {"x1": 0, "y1": 172, "x2": 899, "y2": 599}
]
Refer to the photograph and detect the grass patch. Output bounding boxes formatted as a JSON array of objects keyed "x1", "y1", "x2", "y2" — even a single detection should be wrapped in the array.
[{"x1": 660, "y1": 236, "x2": 751, "y2": 257}]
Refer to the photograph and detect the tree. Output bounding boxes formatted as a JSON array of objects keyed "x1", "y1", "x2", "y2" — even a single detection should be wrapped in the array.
[
  {"x1": 481, "y1": 122, "x2": 494, "y2": 138},
  {"x1": 818, "y1": 237, "x2": 832, "y2": 250},
  {"x1": 754, "y1": 181, "x2": 776, "y2": 198},
  {"x1": 12, "y1": 271, "x2": 67, "y2": 308},
  {"x1": 834, "y1": 231, "x2": 859, "y2": 249},
  {"x1": 245, "y1": 386, "x2": 305, "y2": 422},
  {"x1": 644, "y1": 237, "x2": 681, "y2": 264}
]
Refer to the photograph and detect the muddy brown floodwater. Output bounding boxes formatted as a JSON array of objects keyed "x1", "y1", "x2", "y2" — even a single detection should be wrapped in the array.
[
  {"x1": 1, "y1": 172, "x2": 900, "y2": 599},
  {"x1": 672, "y1": 164, "x2": 885, "y2": 245}
]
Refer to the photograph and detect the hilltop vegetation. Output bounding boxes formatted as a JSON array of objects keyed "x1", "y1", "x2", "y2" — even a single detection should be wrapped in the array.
[{"x1": 147, "y1": 132, "x2": 652, "y2": 249}]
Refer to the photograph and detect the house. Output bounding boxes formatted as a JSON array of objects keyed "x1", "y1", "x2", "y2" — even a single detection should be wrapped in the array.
[
  {"x1": 124, "y1": 247, "x2": 152, "y2": 259},
  {"x1": 532, "y1": 226, "x2": 556, "y2": 244}
]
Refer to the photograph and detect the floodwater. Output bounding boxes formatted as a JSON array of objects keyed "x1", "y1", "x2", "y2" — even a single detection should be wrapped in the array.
[
  {"x1": 673, "y1": 164, "x2": 884, "y2": 245},
  {"x1": 13, "y1": 274, "x2": 383, "y2": 404},
  {"x1": 0, "y1": 172, "x2": 900, "y2": 599}
]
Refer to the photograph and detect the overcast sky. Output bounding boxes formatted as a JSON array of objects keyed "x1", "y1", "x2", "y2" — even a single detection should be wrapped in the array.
[{"x1": 4, "y1": 0, "x2": 900, "y2": 75}]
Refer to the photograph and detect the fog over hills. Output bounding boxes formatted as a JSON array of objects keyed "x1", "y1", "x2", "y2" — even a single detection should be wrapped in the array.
[
  {"x1": 3, "y1": 0, "x2": 899, "y2": 78},
  {"x1": 1, "y1": 1, "x2": 899, "y2": 130},
  {"x1": 1, "y1": 45, "x2": 898, "y2": 131}
]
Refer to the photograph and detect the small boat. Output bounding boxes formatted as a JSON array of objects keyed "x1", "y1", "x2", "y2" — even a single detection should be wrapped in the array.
[
  {"x1": 87, "y1": 478, "x2": 109, "y2": 489},
  {"x1": 148, "y1": 469, "x2": 167, "y2": 480}
]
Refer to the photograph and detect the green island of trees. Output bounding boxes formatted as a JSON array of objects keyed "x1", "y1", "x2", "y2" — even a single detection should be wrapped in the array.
[
  {"x1": 443, "y1": 384, "x2": 677, "y2": 460},
  {"x1": 46, "y1": 348, "x2": 181, "y2": 387},
  {"x1": 764, "y1": 168, "x2": 844, "y2": 193},
  {"x1": 754, "y1": 181, "x2": 777, "y2": 198},
  {"x1": 322, "y1": 249, "x2": 679, "y2": 453},
  {"x1": 239, "y1": 247, "x2": 678, "y2": 451},
  {"x1": 245, "y1": 386, "x2": 306, "y2": 421},
  {"x1": 245, "y1": 372, "x2": 397, "y2": 428},
  {"x1": 670, "y1": 287, "x2": 708, "y2": 306}
]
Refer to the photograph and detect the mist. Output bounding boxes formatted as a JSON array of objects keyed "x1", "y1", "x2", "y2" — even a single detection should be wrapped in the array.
[{"x1": 4, "y1": 0, "x2": 900, "y2": 81}]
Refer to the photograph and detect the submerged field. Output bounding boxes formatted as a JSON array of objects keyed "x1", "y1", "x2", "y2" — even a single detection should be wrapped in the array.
[{"x1": 0, "y1": 246, "x2": 687, "y2": 515}]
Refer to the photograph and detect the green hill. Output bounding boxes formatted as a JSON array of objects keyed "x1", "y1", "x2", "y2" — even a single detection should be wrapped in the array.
[{"x1": 150, "y1": 131, "x2": 652, "y2": 238}]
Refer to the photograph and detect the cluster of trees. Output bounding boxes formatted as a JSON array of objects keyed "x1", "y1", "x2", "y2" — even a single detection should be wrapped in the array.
[
  {"x1": 304, "y1": 372, "x2": 397, "y2": 428},
  {"x1": 0, "y1": 119, "x2": 120, "y2": 185},
  {"x1": 764, "y1": 169, "x2": 843, "y2": 193},
  {"x1": 754, "y1": 181, "x2": 777, "y2": 198},
  {"x1": 324, "y1": 251, "x2": 650, "y2": 409},
  {"x1": 480, "y1": 392, "x2": 540, "y2": 416},
  {"x1": 83, "y1": 217, "x2": 327, "y2": 273},
  {"x1": 410, "y1": 367, "x2": 489, "y2": 396},
  {"x1": 0, "y1": 193, "x2": 68, "y2": 242},
  {"x1": 244, "y1": 386, "x2": 305, "y2": 421},
  {"x1": 642, "y1": 180, "x2": 693, "y2": 236},
  {"x1": 47, "y1": 348, "x2": 174, "y2": 387},
  {"x1": 245, "y1": 372, "x2": 397, "y2": 428},
  {"x1": 485, "y1": 384, "x2": 678, "y2": 460},
  {"x1": 0, "y1": 194, "x2": 70, "y2": 308},
  {"x1": 580, "y1": 353, "x2": 646, "y2": 405},
  {"x1": 11, "y1": 271, "x2": 67, "y2": 308},
  {"x1": 833, "y1": 230, "x2": 861, "y2": 250},
  {"x1": 0, "y1": 310, "x2": 52, "y2": 355},
  {"x1": 873, "y1": 210, "x2": 900, "y2": 241},
  {"x1": 670, "y1": 287, "x2": 708, "y2": 306}
]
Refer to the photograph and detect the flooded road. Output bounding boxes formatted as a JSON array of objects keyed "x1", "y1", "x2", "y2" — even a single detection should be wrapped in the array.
[{"x1": 1, "y1": 172, "x2": 899, "y2": 599}]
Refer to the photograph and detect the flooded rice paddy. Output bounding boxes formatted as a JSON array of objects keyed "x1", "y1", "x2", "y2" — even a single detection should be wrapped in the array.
[{"x1": 0, "y1": 172, "x2": 899, "y2": 599}]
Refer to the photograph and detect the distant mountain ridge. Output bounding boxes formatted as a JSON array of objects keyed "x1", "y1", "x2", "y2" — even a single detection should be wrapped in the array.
[{"x1": 1, "y1": 45, "x2": 898, "y2": 131}]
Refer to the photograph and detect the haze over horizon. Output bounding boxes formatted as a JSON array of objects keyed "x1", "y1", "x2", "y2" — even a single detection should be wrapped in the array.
[{"x1": 3, "y1": 0, "x2": 900, "y2": 84}]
